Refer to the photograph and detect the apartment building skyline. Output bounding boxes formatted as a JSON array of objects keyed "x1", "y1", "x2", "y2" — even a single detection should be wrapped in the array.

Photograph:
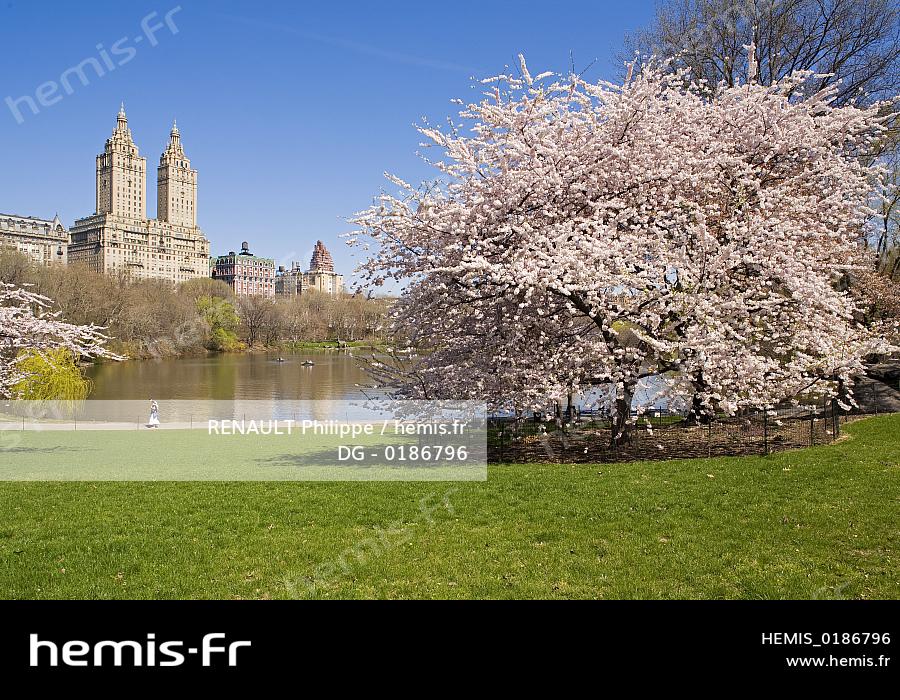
[{"x1": 67, "y1": 104, "x2": 210, "y2": 283}]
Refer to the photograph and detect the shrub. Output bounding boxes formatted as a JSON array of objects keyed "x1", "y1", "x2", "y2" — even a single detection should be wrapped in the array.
[{"x1": 12, "y1": 349, "x2": 92, "y2": 400}]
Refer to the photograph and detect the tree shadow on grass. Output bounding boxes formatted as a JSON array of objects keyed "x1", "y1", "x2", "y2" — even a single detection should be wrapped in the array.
[
  {"x1": 1, "y1": 446, "x2": 97, "y2": 454},
  {"x1": 254, "y1": 442, "x2": 486, "y2": 477},
  {"x1": 256, "y1": 444, "x2": 405, "y2": 472}
]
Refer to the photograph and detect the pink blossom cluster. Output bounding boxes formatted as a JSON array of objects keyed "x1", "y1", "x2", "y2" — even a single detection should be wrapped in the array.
[{"x1": 353, "y1": 58, "x2": 896, "y2": 420}]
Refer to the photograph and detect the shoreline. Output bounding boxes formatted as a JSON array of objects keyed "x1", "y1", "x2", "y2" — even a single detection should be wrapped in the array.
[{"x1": 84, "y1": 340, "x2": 386, "y2": 365}]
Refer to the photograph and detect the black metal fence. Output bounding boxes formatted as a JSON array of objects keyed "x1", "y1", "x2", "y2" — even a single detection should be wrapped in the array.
[{"x1": 487, "y1": 393, "x2": 896, "y2": 464}]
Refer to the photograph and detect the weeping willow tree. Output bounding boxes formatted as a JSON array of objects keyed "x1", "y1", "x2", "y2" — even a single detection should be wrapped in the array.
[{"x1": 11, "y1": 349, "x2": 92, "y2": 401}]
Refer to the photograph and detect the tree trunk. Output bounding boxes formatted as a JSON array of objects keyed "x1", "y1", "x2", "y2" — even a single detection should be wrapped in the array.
[
  {"x1": 610, "y1": 381, "x2": 634, "y2": 448},
  {"x1": 683, "y1": 374, "x2": 712, "y2": 425}
]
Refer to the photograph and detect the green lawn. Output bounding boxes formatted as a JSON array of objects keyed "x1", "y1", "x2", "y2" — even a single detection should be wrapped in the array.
[
  {"x1": 0, "y1": 414, "x2": 897, "y2": 599},
  {"x1": 0, "y1": 427, "x2": 482, "y2": 482}
]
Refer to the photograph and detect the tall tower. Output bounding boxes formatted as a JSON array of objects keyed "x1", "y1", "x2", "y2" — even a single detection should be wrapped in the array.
[
  {"x1": 309, "y1": 240, "x2": 335, "y2": 272},
  {"x1": 302, "y1": 240, "x2": 343, "y2": 295},
  {"x1": 96, "y1": 103, "x2": 146, "y2": 219},
  {"x1": 157, "y1": 120, "x2": 197, "y2": 227}
]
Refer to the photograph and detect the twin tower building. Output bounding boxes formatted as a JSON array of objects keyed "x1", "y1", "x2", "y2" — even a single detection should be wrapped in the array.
[{"x1": 68, "y1": 104, "x2": 210, "y2": 282}]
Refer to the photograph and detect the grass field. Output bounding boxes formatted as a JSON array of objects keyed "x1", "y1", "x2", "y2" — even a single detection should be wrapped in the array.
[
  {"x1": 0, "y1": 414, "x2": 896, "y2": 599},
  {"x1": 0, "y1": 426, "x2": 483, "y2": 481}
]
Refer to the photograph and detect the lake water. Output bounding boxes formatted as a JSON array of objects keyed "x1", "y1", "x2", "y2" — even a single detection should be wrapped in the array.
[
  {"x1": 86, "y1": 351, "x2": 374, "y2": 401},
  {"x1": 86, "y1": 351, "x2": 667, "y2": 411}
]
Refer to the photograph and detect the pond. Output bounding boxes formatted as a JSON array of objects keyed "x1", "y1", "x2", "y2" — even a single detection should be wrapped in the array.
[
  {"x1": 86, "y1": 351, "x2": 668, "y2": 410},
  {"x1": 86, "y1": 350, "x2": 375, "y2": 401}
]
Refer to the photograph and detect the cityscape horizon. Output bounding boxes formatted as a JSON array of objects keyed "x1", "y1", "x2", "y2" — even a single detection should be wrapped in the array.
[{"x1": 0, "y1": 0, "x2": 654, "y2": 288}]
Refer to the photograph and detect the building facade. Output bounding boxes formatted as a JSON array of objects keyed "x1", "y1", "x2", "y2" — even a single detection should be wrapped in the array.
[
  {"x1": 0, "y1": 213, "x2": 67, "y2": 265},
  {"x1": 275, "y1": 240, "x2": 344, "y2": 297},
  {"x1": 274, "y1": 261, "x2": 304, "y2": 297},
  {"x1": 68, "y1": 105, "x2": 210, "y2": 283},
  {"x1": 303, "y1": 240, "x2": 343, "y2": 294},
  {"x1": 212, "y1": 242, "x2": 275, "y2": 297}
]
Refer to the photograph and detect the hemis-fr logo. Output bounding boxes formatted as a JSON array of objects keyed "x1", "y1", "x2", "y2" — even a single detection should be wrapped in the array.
[{"x1": 30, "y1": 633, "x2": 251, "y2": 667}]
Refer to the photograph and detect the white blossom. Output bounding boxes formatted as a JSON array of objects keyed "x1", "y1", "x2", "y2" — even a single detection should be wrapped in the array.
[
  {"x1": 0, "y1": 283, "x2": 123, "y2": 398},
  {"x1": 350, "y1": 59, "x2": 896, "y2": 423}
]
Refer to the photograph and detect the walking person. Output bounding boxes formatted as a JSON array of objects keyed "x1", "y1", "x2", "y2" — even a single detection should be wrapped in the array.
[{"x1": 147, "y1": 399, "x2": 160, "y2": 429}]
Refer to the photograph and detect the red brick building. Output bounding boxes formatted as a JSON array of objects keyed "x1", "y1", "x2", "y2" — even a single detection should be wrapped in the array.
[{"x1": 211, "y1": 241, "x2": 275, "y2": 297}]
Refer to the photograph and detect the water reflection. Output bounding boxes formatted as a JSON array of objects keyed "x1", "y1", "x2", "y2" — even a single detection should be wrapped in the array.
[{"x1": 87, "y1": 351, "x2": 374, "y2": 401}]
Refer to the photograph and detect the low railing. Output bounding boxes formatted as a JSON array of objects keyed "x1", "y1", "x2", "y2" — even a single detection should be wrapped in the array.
[{"x1": 487, "y1": 399, "x2": 892, "y2": 464}]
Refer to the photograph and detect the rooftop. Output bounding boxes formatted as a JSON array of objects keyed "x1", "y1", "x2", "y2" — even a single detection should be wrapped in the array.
[{"x1": 0, "y1": 212, "x2": 66, "y2": 228}]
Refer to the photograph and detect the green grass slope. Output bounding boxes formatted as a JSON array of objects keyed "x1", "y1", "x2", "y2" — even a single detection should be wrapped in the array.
[{"x1": 0, "y1": 414, "x2": 896, "y2": 599}]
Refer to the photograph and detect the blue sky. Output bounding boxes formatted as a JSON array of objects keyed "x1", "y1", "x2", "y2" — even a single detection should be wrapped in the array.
[{"x1": 0, "y1": 0, "x2": 655, "y2": 282}]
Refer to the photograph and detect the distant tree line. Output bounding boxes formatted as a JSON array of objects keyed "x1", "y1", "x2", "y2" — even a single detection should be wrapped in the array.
[{"x1": 0, "y1": 249, "x2": 391, "y2": 359}]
